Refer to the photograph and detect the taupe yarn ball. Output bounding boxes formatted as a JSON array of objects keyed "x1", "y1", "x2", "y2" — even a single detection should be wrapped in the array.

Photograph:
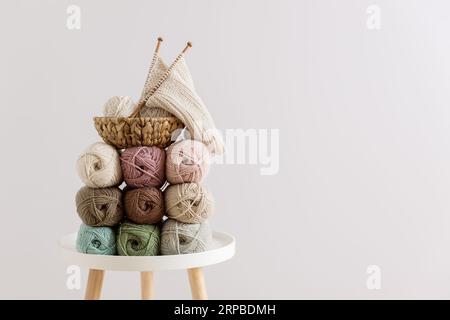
[
  {"x1": 164, "y1": 183, "x2": 214, "y2": 223},
  {"x1": 140, "y1": 106, "x2": 174, "y2": 118},
  {"x1": 124, "y1": 187, "x2": 164, "y2": 224},
  {"x1": 75, "y1": 186, "x2": 123, "y2": 227},
  {"x1": 160, "y1": 219, "x2": 212, "y2": 255},
  {"x1": 76, "y1": 142, "x2": 123, "y2": 188},
  {"x1": 165, "y1": 139, "x2": 210, "y2": 184}
]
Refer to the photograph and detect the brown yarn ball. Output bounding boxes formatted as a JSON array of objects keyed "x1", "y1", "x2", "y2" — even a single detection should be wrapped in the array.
[
  {"x1": 75, "y1": 186, "x2": 123, "y2": 227},
  {"x1": 124, "y1": 187, "x2": 165, "y2": 224},
  {"x1": 164, "y1": 183, "x2": 214, "y2": 223}
]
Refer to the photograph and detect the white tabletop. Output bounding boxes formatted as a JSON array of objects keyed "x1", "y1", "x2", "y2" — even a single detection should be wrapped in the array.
[{"x1": 59, "y1": 231, "x2": 235, "y2": 271}]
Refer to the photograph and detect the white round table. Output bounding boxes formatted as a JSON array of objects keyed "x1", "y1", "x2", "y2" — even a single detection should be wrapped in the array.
[{"x1": 60, "y1": 231, "x2": 235, "y2": 300}]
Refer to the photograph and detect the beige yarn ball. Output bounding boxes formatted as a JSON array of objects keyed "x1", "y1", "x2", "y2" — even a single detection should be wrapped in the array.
[
  {"x1": 76, "y1": 142, "x2": 123, "y2": 188},
  {"x1": 103, "y1": 96, "x2": 136, "y2": 117},
  {"x1": 165, "y1": 183, "x2": 214, "y2": 223}
]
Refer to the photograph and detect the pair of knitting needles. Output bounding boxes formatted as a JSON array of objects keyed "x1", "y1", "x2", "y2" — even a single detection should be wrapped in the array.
[
  {"x1": 134, "y1": 37, "x2": 193, "y2": 114},
  {"x1": 155, "y1": 37, "x2": 192, "y2": 55}
]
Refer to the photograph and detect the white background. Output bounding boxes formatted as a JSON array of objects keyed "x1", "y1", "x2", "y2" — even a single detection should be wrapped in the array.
[{"x1": 1, "y1": 0, "x2": 450, "y2": 299}]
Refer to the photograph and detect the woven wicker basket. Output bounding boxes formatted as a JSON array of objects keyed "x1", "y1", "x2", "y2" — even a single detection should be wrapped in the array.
[{"x1": 94, "y1": 116, "x2": 184, "y2": 149}]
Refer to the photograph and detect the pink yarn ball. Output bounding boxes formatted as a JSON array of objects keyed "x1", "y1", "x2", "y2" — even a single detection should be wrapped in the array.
[
  {"x1": 165, "y1": 140, "x2": 210, "y2": 184},
  {"x1": 120, "y1": 147, "x2": 165, "y2": 188}
]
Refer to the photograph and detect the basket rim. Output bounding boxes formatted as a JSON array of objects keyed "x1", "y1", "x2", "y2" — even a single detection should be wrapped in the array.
[{"x1": 93, "y1": 116, "x2": 182, "y2": 121}]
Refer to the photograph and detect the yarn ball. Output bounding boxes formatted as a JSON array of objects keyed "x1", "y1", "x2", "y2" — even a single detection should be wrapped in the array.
[
  {"x1": 165, "y1": 183, "x2": 214, "y2": 223},
  {"x1": 166, "y1": 140, "x2": 210, "y2": 184},
  {"x1": 75, "y1": 186, "x2": 123, "y2": 227},
  {"x1": 124, "y1": 187, "x2": 164, "y2": 224},
  {"x1": 160, "y1": 219, "x2": 212, "y2": 255},
  {"x1": 76, "y1": 224, "x2": 117, "y2": 255},
  {"x1": 103, "y1": 96, "x2": 136, "y2": 117},
  {"x1": 140, "y1": 106, "x2": 174, "y2": 118},
  {"x1": 117, "y1": 222, "x2": 160, "y2": 256},
  {"x1": 76, "y1": 142, "x2": 123, "y2": 188},
  {"x1": 120, "y1": 146, "x2": 165, "y2": 188}
]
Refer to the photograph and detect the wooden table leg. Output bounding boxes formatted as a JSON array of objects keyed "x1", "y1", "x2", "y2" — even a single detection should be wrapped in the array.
[
  {"x1": 187, "y1": 267, "x2": 208, "y2": 300},
  {"x1": 140, "y1": 271, "x2": 154, "y2": 300},
  {"x1": 85, "y1": 269, "x2": 104, "y2": 300}
]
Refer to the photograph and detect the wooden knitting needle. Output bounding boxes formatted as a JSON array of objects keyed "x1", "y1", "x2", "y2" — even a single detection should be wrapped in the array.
[
  {"x1": 182, "y1": 41, "x2": 192, "y2": 54},
  {"x1": 155, "y1": 37, "x2": 163, "y2": 53}
]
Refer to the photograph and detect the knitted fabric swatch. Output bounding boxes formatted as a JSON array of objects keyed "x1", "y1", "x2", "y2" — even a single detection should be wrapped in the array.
[{"x1": 140, "y1": 55, "x2": 224, "y2": 156}]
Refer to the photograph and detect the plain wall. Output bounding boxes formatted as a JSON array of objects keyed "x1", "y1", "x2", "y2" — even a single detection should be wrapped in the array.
[{"x1": 1, "y1": 0, "x2": 450, "y2": 299}]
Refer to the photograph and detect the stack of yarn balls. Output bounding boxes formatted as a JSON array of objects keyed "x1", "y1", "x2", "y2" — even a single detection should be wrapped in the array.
[
  {"x1": 73, "y1": 96, "x2": 214, "y2": 256},
  {"x1": 75, "y1": 142, "x2": 122, "y2": 255},
  {"x1": 162, "y1": 139, "x2": 213, "y2": 255}
]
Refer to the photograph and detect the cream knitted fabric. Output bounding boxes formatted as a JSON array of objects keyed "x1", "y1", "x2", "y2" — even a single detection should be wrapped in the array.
[{"x1": 140, "y1": 55, "x2": 224, "y2": 155}]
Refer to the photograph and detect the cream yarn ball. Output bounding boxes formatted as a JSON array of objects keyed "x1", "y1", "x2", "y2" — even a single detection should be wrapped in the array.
[
  {"x1": 76, "y1": 142, "x2": 123, "y2": 188},
  {"x1": 164, "y1": 183, "x2": 214, "y2": 223},
  {"x1": 103, "y1": 96, "x2": 136, "y2": 117}
]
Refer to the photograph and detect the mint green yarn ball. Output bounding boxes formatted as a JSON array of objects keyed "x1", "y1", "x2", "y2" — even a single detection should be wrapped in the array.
[
  {"x1": 76, "y1": 224, "x2": 117, "y2": 255},
  {"x1": 117, "y1": 221, "x2": 160, "y2": 256}
]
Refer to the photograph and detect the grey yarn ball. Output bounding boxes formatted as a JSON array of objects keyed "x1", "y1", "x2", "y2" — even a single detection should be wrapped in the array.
[{"x1": 160, "y1": 219, "x2": 212, "y2": 255}]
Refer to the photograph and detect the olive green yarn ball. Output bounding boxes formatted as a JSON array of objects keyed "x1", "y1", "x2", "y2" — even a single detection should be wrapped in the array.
[{"x1": 117, "y1": 221, "x2": 160, "y2": 256}]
